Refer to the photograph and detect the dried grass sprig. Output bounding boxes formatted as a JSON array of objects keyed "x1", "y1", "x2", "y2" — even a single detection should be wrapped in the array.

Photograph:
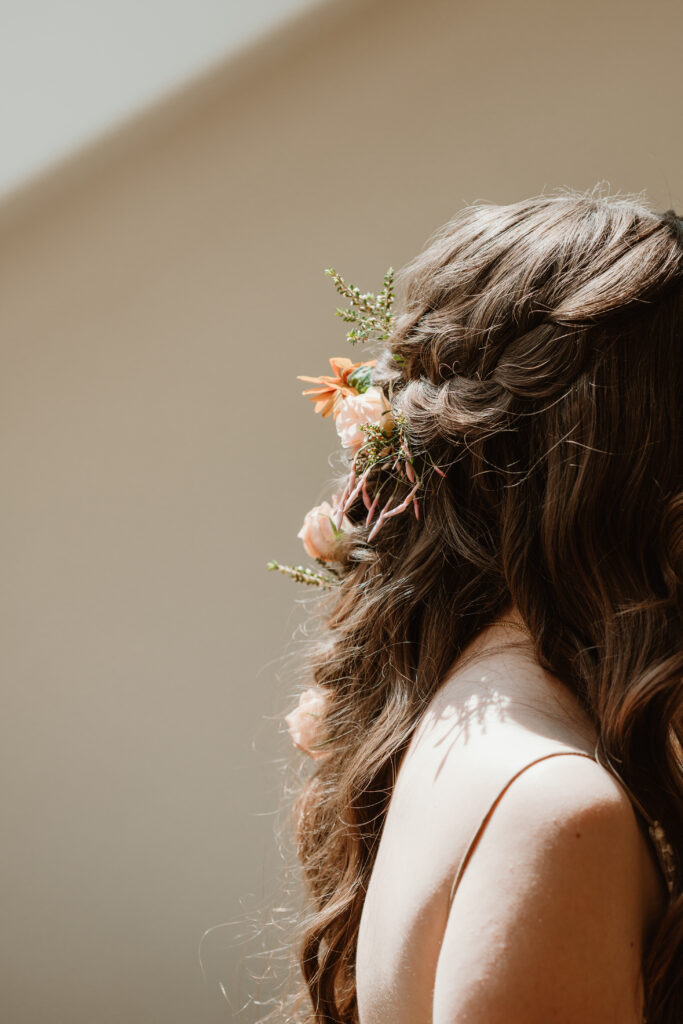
[{"x1": 266, "y1": 560, "x2": 338, "y2": 589}]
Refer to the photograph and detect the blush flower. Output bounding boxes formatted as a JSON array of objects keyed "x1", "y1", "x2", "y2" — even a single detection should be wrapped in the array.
[
  {"x1": 297, "y1": 499, "x2": 352, "y2": 561},
  {"x1": 333, "y1": 386, "x2": 395, "y2": 450},
  {"x1": 285, "y1": 686, "x2": 331, "y2": 759}
]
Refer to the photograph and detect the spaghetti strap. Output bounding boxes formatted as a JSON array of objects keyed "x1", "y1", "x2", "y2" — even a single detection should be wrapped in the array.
[{"x1": 447, "y1": 750, "x2": 677, "y2": 908}]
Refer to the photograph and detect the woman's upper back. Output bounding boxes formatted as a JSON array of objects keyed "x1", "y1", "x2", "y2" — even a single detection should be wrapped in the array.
[{"x1": 355, "y1": 639, "x2": 669, "y2": 1024}]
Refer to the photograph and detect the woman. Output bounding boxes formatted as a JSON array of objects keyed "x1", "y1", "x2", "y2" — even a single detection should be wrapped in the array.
[{"x1": 277, "y1": 188, "x2": 682, "y2": 1023}]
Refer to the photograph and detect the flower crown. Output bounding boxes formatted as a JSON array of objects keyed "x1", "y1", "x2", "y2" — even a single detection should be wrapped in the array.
[{"x1": 266, "y1": 266, "x2": 445, "y2": 589}]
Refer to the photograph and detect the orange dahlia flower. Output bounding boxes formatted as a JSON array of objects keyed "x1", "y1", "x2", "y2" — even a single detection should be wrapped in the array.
[{"x1": 297, "y1": 356, "x2": 377, "y2": 418}]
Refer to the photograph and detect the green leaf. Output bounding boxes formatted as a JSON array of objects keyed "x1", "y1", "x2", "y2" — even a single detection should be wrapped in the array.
[
  {"x1": 325, "y1": 514, "x2": 345, "y2": 539},
  {"x1": 347, "y1": 364, "x2": 374, "y2": 393}
]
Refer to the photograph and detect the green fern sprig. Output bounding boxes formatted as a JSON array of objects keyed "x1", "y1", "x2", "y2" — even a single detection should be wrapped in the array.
[{"x1": 324, "y1": 266, "x2": 396, "y2": 345}]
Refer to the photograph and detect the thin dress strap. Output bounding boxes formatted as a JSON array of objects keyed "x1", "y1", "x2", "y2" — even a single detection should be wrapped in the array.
[{"x1": 447, "y1": 750, "x2": 677, "y2": 908}]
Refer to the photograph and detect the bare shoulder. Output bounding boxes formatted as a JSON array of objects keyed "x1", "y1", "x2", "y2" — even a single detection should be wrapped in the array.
[
  {"x1": 432, "y1": 754, "x2": 647, "y2": 1024},
  {"x1": 494, "y1": 752, "x2": 642, "y2": 841}
]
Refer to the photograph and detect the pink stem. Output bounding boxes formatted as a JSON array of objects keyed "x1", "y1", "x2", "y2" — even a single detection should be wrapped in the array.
[
  {"x1": 382, "y1": 482, "x2": 420, "y2": 521},
  {"x1": 335, "y1": 484, "x2": 351, "y2": 530},
  {"x1": 365, "y1": 493, "x2": 380, "y2": 526},
  {"x1": 433, "y1": 464, "x2": 446, "y2": 477},
  {"x1": 413, "y1": 497, "x2": 419, "y2": 520},
  {"x1": 367, "y1": 511, "x2": 387, "y2": 542},
  {"x1": 367, "y1": 495, "x2": 395, "y2": 542},
  {"x1": 341, "y1": 465, "x2": 373, "y2": 518},
  {"x1": 335, "y1": 457, "x2": 360, "y2": 529},
  {"x1": 361, "y1": 476, "x2": 372, "y2": 511}
]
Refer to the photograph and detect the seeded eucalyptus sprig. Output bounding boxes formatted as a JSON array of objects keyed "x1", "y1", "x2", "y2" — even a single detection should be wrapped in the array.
[{"x1": 324, "y1": 266, "x2": 396, "y2": 346}]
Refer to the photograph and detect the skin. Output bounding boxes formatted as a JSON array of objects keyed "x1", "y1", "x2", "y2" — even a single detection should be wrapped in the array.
[{"x1": 354, "y1": 607, "x2": 668, "y2": 1024}]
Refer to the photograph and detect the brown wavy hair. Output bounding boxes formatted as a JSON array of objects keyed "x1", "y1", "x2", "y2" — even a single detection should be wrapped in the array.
[{"x1": 273, "y1": 186, "x2": 683, "y2": 1023}]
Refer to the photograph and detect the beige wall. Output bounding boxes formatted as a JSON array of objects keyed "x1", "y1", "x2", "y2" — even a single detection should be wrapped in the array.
[{"x1": 0, "y1": 0, "x2": 680, "y2": 1021}]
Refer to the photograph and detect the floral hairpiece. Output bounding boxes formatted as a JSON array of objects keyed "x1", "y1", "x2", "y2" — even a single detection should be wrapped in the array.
[{"x1": 267, "y1": 266, "x2": 445, "y2": 589}]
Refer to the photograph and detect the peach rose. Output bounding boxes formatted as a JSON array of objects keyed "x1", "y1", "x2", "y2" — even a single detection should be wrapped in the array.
[
  {"x1": 285, "y1": 686, "x2": 331, "y2": 759},
  {"x1": 297, "y1": 499, "x2": 351, "y2": 561},
  {"x1": 333, "y1": 386, "x2": 394, "y2": 450}
]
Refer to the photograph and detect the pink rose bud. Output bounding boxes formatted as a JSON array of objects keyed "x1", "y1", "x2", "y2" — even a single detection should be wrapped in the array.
[
  {"x1": 285, "y1": 686, "x2": 331, "y2": 759},
  {"x1": 297, "y1": 500, "x2": 352, "y2": 561},
  {"x1": 333, "y1": 386, "x2": 394, "y2": 450}
]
